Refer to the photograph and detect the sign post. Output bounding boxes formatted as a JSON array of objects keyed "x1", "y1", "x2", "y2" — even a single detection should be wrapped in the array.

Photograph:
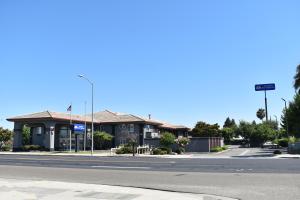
[
  {"x1": 255, "y1": 83, "x2": 276, "y2": 121},
  {"x1": 74, "y1": 124, "x2": 86, "y2": 152}
]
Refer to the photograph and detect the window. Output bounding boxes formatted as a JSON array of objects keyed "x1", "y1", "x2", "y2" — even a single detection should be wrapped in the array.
[
  {"x1": 36, "y1": 127, "x2": 42, "y2": 135},
  {"x1": 129, "y1": 124, "x2": 134, "y2": 133},
  {"x1": 146, "y1": 132, "x2": 152, "y2": 138}
]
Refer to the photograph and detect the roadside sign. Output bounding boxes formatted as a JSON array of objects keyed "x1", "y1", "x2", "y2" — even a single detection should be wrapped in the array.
[
  {"x1": 255, "y1": 83, "x2": 275, "y2": 91},
  {"x1": 74, "y1": 124, "x2": 85, "y2": 134}
]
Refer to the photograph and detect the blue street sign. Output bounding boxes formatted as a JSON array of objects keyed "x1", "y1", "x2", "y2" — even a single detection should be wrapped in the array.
[
  {"x1": 74, "y1": 124, "x2": 85, "y2": 133},
  {"x1": 255, "y1": 83, "x2": 276, "y2": 91}
]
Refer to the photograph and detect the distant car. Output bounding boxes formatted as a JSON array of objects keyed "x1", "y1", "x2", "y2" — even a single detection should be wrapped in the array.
[{"x1": 262, "y1": 141, "x2": 279, "y2": 149}]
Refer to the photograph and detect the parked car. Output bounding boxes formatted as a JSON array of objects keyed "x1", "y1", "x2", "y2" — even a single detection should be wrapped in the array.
[{"x1": 262, "y1": 141, "x2": 279, "y2": 149}]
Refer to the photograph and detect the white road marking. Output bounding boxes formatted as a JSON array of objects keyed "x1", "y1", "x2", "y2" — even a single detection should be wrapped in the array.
[
  {"x1": 91, "y1": 166, "x2": 151, "y2": 169},
  {"x1": 239, "y1": 150, "x2": 250, "y2": 156}
]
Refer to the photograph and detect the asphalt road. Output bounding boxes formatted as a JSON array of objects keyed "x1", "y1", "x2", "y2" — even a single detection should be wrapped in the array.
[
  {"x1": 0, "y1": 152, "x2": 299, "y2": 200},
  {"x1": 0, "y1": 154, "x2": 299, "y2": 173}
]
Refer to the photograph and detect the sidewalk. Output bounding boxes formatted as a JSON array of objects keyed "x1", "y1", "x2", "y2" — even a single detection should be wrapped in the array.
[
  {"x1": 274, "y1": 154, "x2": 300, "y2": 159},
  {"x1": 0, "y1": 178, "x2": 237, "y2": 200},
  {"x1": 0, "y1": 151, "x2": 112, "y2": 157}
]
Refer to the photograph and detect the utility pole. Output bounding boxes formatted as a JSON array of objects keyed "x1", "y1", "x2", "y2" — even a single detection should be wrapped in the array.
[
  {"x1": 281, "y1": 98, "x2": 289, "y2": 137},
  {"x1": 265, "y1": 90, "x2": 268, "y2": 122}
]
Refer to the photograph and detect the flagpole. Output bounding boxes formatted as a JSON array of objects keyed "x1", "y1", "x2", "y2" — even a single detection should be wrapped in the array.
[
  {"x1": 69, "y1": 103, "x2": 72, "y2": 152},
  {"x1": 84, "y1": 101, "x2": 87, "y2": 152}
]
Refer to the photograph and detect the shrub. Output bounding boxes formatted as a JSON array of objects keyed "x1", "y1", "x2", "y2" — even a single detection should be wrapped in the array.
[
  {"x1": 221, "y1": 146, "x2": 229, "y2": 151},
  {"x1": 22, "y1": 145, "x2": 43, "y2": 151},
  {"x1": 273, "y1": 150, "x2": 282, "y2": 155},
  {"x1": 160, "y1": 132, "x2": 175, "y2": 148},
  {"x1": 0, "y1": 145, "x2": 11, "y2": 151},
  {"x1": 115, "y1": 144, "x2": 135, "y2": 154},
  {"x1": 175, "y1": 137, "x2": 190, "y2": 154},
  {"x1": 152, "y1": 148, "x2": 168, "y2": 155},
  {"x1": 275, "y1": 137, "x2": 296, "y2": 147},
  {"x1": 211, "y1": 146, "x2": 223, "y2": 152},
  {"x1": 93, "y1": 131, "x2": 113, "y2": 150}
]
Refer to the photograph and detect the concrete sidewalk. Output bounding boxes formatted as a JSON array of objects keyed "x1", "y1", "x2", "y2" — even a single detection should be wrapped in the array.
[{"x1": 0, "y1": 178, "x2": 237, "y2": 200}]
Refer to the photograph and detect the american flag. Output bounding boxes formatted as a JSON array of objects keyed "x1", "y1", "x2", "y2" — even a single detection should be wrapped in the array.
[{"x1": 67, "y1": 105, "x2": 72, "y2": 112}]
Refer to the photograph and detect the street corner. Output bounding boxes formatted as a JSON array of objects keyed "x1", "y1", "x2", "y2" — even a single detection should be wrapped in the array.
[{"x1": 0, "y1": 178, "x2": 238, "y2": 200}]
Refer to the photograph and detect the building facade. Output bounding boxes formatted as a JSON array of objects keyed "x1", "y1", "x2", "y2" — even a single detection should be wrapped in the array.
[{"x1": 7, "y1": 110, "x2": 190, "y2": 151}]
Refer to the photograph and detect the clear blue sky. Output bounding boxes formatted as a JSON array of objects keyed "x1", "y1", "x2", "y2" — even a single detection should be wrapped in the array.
[{"x1": 0, "y1": 0, "x2": 299, "y2": 129}]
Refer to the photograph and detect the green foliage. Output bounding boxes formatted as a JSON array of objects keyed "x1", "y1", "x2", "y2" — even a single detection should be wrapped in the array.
[
  {"x1": 93, "y1": 131, "x2": 113, "y2": 150},
  {"x1": 152, "y1": 148, "x2": 168, "y2": 155},
  {"x1": 22, "y1": 145, "x2": 44, "y2": 151},
  {"x1": 175, "y1": 137, "x2": 190, "y2": 154},
  {"x1": 0, "y1": 127, "x2": 13, "y2": 151},
  {"x1": 236, "y1": 121, "x2": 278, "y2": 147},
  {"x1": 274, "y1": 137, "x2": 296, "y2": 147},
  {"x1": 115, "y1": 144, "x2": 135, "y2": 154},
  {"x1": 192, "y1": 121, "x2": 221, "y2": 137},
  {"x1": 223, "y1": 117, "x2": 237, "y2": 128},
  {"x1": 294, "y1": 64, "x2": 300, "y2": 93},
  {"x1": 210, "y1": 146, "x2": 227, "y2": 152},
  {"x1": 22, "y1": 125, "x2": 31, "y2": 145},
  {"x1": 256, "y1": 108, "x2": 266, "y2": 121},
  {"x1": 160, "y1": 132, "x2": 175, "y2": 148},
  {"x1": 282, "y1": 94, "x2": 300, "y2": 138},
  {"x1": 221, "y1": 127, "x2": 235, "y2": 144}
]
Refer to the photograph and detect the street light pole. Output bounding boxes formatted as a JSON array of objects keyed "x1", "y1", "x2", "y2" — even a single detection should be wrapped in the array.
[
  {"x1": 78, "y1": 75, "x2": 94, "y2": 156},
  {"x1": 281, "y1": 98, "x2": 289, "y2": 138}
]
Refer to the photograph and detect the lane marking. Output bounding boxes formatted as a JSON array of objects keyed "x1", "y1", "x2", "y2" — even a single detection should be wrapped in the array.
[
  {"x1": 239, "y1": 150, "x2": 250, "y2": 156},
  {"x1": 91, "y1": 166, "x2": 151, "y2": 169}
]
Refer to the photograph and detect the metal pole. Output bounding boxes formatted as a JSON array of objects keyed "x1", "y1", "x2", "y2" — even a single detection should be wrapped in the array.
[
  {"x1": 69, "y1": 103, "x2": 72, "y2": 152},
  {"x1": 282, "y1": 99, "x2": 289, "y2": 138},
  {"x1": 78, "y1": 75, "x2": 94, "y2": 156},
  {"x1": 265, "y1": 90, "x2": 268, "y2": 122},
  {"x1": 91, "y1": 83, "x2": 94, "y2": 156},
  {"x1": 84, "y1": 101, "x2": 87, "y2": 151}
]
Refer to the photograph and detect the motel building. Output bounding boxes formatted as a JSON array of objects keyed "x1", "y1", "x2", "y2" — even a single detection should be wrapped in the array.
[{"x1": 7, "y1": 110, "x2": 190, "y2": 151}]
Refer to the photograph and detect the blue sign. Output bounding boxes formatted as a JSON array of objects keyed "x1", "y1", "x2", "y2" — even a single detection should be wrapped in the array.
[
  {"x1": 255, "y1": 83, "x2": 276, "y2": 91},
  {"x1": 74, "y1": 124, "x2": 85, "y2": 133}
]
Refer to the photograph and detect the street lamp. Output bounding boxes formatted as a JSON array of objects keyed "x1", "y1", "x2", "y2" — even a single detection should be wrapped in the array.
[
  {"x1": 281, "y1": 98, "x2": 289, "y2": 138},
  {"x1": 78, "y1": 75, "x2": 94, "y2": 155}
]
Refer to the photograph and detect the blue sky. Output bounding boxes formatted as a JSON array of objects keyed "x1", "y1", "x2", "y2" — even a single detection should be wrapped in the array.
[{"x1": 0, "y1": 0, "x2": 299, "y2": 129}]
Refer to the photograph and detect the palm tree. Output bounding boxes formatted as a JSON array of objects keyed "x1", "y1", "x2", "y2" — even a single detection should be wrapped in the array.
[
  {"x1": 294, "y1": 64, "x2": 300, "y2": 93},
  {"x1": 256, "y1": 108, "x2": 266, "y2": 121}
]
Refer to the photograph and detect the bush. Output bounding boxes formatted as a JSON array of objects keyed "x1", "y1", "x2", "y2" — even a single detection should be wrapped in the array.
[
  {"x1": 160, "y1": 132, "x2": 175, "y2": 148},
  {"x1": 0, "y1": 145, "x2": 11, "y2": 151},
  {"x1": 115, "y1": 144, "x2": 135, "y2": 154},
  {"x1": 152, "y1": 148, "x2": 168, "y2": 155},
  {"x1": 22, "y1": 145, "x2": 43, "y2": 151},
  {"x1": 275, "y1": 137, "x2": 296, "y2": 148},
  {"x1": 175, "y1": 137, "x2": 190, "y2": 154},
  {"x1": 93, "y1": 131, "x2": 113, "y2": 150},
  {"x1": 273, "y1": 150, "x2": 282, "y2": 154},
  {"x1": 211, "y1": 146, "x2": 224, "y2": 152}
]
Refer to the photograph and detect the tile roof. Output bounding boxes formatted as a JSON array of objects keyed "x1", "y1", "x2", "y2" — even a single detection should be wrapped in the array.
[{"x1": 7, "y1": 110, "x2": 189, "y2": 130}]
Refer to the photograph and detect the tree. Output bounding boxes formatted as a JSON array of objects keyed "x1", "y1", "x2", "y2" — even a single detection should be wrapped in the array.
[
  {"x1": 192, "y1": 121, "x2": 221, "y2": 137},
  {"x1": 256, "y1": 108, "x2": 266, "y2": 121},
  {"x1": 236, "y1": 121, "x2": 278, "y2": 147},
  {"x1": 93, "y1": 131, "x2": 113, "y2": 150},
  {"x1": 294, "y1": 64, "x2": 300, "y2": 93},
  {"x1": 160, "y1": 132, "x2": 176, "y2": 148},
  {"x1": 282, "y1": 94, "x2": 300, "y2": 138},
  {"x1": 221, "y1": 127, "x2": 235, "y2": 144},
  {"x1": 0, "y1": 127, "x2": 13, "y2": 150},
  {"x1": 223, "y1": 117, "x2": 237, "y2": 128},
  {"x1": 175, "y1": 137, "x2": 190, "y2": 154},
  {"x1": 22, "y1": 125, "x2": 31, "y2": 145}
]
